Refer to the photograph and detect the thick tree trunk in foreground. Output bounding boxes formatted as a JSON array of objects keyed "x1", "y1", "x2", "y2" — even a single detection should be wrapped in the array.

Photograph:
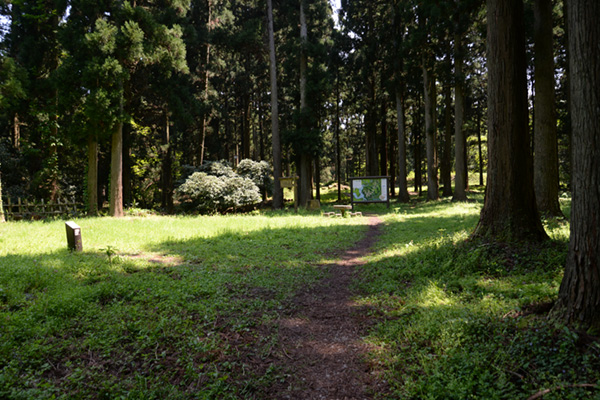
[
  {"x1": 474, "y1": 0, "x2": 547, "y2": 242},
  {"x1": 396, "y1": 89, "x2": 410, "y2": 202},
  {"x1": 267, "y1": 0, "x2": 283, "y2": 209},
  {"x1": 553, "y1": 0, "x2": 600, "y2": 332},
  {"x1": 453, "y1": 31, "x2": 468, "y2": 201},
  {"x1": 533, "y1": 0, "x2": 563, "y2": 217},
  {"x1": 87, "y1": 136, "x2": 98, "y2": 215}
]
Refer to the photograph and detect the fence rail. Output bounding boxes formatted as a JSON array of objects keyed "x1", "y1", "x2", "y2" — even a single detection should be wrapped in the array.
[{"x1": 1, "y1": 197, "x2": 82, "y2": 220}]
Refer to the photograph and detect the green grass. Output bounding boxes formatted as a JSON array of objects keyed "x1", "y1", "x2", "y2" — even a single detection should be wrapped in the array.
[
  {"x1": 354, "y1": 195, "x2": 599, "y2": 399},
  {"x1": 0, "y1": 212, "x2": 369, "y2": 399},
  {"x1": 1, "y1": 193, "x2": 598, "y2": 400}
]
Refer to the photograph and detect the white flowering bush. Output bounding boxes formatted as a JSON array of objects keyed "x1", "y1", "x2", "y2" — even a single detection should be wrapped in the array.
[{"x1": 176, "y1": 171, "x2": 261, "y2": 214}]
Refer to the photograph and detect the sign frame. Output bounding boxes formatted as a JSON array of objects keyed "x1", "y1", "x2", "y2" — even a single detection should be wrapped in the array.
[{"x1": 350, "y1": 176, "x2": 390, "y2": 209}]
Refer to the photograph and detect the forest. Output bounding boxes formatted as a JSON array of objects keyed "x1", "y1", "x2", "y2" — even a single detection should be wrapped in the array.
[
  {"x1": 1, "y1": 0, "x2": 600, "y2": 396},
  {"x1": 0, "y1": 0, "x2": 571, "y2": 216}
]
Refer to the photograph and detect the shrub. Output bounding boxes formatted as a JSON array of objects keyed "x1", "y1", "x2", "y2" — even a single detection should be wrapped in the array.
[
  {"x1": 176, "y1": 172, "x2": 261, "y2": 214},
  {"x1": 176, "y1": 172, "x2": 227, "y2": 213},
  {"x1": 222, "y1": 175, "x2": 262, "y2": 209},
  {"x1": 199, "y1": 160, "x2": 236, "y2": 178},
  {"x1": 236, "y1": 159, "x2": 272, "y2": 196}
]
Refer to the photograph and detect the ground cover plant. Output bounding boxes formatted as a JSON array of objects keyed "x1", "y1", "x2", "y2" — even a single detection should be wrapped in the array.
[
  {"x1": 0, "y1": 213, "x2": 369, "y2": 398},
  {"x1": 1, "y1": 192, "x2": 598, "y2": 399},
  {"x1": 355, "y1": 196, "x2": 600, "y2": 399}
]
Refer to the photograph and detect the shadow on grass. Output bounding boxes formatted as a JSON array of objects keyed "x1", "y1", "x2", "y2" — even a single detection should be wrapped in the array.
[
  {"x1": 353, "y1": 207, "x2": 599, "y2": 400},
  {"x1": 0, "y1": 219, "x2": 369, "y2": 399}
]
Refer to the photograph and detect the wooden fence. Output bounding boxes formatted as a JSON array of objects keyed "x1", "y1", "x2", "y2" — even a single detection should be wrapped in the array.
[{"x1": 1, "y1": 197, "x2": 82, "y2": 220}]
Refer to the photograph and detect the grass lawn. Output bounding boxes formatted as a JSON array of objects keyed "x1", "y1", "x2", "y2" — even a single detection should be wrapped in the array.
[{"x1": 1, "y1": 192, "x2": 599, "y2": 399}]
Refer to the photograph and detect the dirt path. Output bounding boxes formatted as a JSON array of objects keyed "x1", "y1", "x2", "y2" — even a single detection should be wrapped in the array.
[{"x1": 267, "y1": 215, "x2": 388, "y2": 399}]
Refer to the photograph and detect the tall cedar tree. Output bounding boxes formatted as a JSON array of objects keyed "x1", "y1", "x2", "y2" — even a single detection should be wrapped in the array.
[
  {"x1": 553, "y1": 0, "x2": 600, "y2": 332},
  {"x1": 298, "y1": 0, "x2": 310, "y2": 207},
  {"x1": 474, "y1": 0, "x2": 547, "y2": 241},
  {"x1": 533, "y1": 0, "x2": 563, "y2": 217},
  {"x1": 267, "y1": 0, "x2": 283, "y2": 209}
]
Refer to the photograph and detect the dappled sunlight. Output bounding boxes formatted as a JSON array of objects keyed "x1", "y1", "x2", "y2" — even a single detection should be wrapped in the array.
[{"x1": 416, "y1": 281, "x2": 456, "y2": 308}]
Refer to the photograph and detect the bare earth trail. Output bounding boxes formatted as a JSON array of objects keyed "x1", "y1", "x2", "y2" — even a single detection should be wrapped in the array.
[{"x1": 266, "y1": 215, "x2": 389, "y2": 399}]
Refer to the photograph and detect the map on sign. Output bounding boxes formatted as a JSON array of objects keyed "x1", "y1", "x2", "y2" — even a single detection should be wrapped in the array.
[{"x1": 352, "y1": 178, "x2": 388, "y2": 202}]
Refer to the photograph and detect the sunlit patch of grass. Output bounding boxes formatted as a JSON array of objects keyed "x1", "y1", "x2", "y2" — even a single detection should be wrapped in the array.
[
  {"x1": 356, "y1": 196, "x2": 599, "y2": 399},
  {"x1": 0, "y1": 211, "x2": 369, "y2": 398}
]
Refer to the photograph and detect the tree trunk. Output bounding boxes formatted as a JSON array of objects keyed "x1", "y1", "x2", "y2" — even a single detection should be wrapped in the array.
[
  {"x1": 414, "y1": 96, "x2": 423, "y2": 195},
  {"x1": 335, "y1": 67, "x2": 342, "y2": 203},
  {"x1": 477, "y1": 109, "x2": 484, "y2": 186},
  {"x1": 199, "y1": 0, "x2": 212, "y2": 166},
  {"x1": 396, "y1": 89, "x2": 410, "y2": 202},
  {"x1": 298, "y1": 0, "x2": 311, "y2": 207},
  {"x1": 441, "y1": 81, "x2": 453, "y2": 197},
  {"x1": 109, "y1": 83, "x2": 124, "y2": 218},
  {"x1": 87, "y1": 136, "x2": 98, "y2": 215},
  {"x1": 122, "y1": 123, "x2": 132, "y2": 207},
  {"x1": 0, "y1": 167, "x2": 5, "y2": 222},
  {"x1": 453, "y1": 31, "x2": 468, "y2": 201},
  {"x1": 267, "y1": 0, "x2": 283, "y2": 209},
  {"x1": 533, "y1": 0, "x2": 563, "y2": 217},
  {"x1": 379, "y1": 97, "x2": 388, "y2": 178},
  {"x1": 423, "y1": 58, "x2": 439, "y2": 200},
  {"x1": 13, "y1": 114, "x2": 20, "y2": 150},
  {"x1": 109, "y1": 121, "x2": 124, "y2": 217},
  {"x1": 161, "y1": 111, "x2": 174, "y2": 214},
  {"x1": 365, "y1": 71, "x2": 379, "y2": 176},
  {"x1": 553, "y1": 0, "x2": 600, "y2": 332},
  {"x1": 474, "y1": 0, "x2": 547, "y2": 242}
]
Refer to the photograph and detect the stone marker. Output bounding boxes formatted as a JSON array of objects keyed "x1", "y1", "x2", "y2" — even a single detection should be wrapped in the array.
[
  {"x1": 65, "y1": 221, "x2": 82, "y2": 252},
  {"x1": 307, "y1": 199, "x2": 321, "y2": 210}
]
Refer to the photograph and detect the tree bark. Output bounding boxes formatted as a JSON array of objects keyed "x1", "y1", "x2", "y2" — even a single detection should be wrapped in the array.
[
  {"x1": 477, "y1": 109, "x2": 484, "y2": 186},
  {"x1": 396, "y1": 89, "x2": 410, "y2": 202},
  {"x1": 267, "y1": 0, "x2": 283, "y2": 209},
  {"x1": 474, "y1": 0, "x2": 547, "y2": 242},
  {"x1": 423, "y1": 57, "x2": 439, "y2": 200},
  {"x1": 553, "y1": 0, "x2": 600, "y2": 332},
  {"x1": 161, "y1": 111, "x2": 174, "y2": 214},
  {"x1": 365, "y1": 70, "x2": 379, "y2": 176},
  {"x1": 0, "y1": 167, "x2": 5, "y2": 222},
  {"x1": 199, "y1": 0, "x2": 212, "y2": 166},
  {"x1": 109, "y1": 84, "x2": 124, "y2": 217},
  {"x1": 379, "y1": 97, "x2": 388, "y2": 178},
  {"x1": 533, "y1": 0, "x2": 563, "y2": 217},
  {"x1": 453, "y1": 30, "x2": 468, "y2": 201},
  {"x1": 87, "y1": 135, "x2": 98, "y2": 215},
  {"x1": 298, "y1": 0, "x2": 311, "y2": 207},
  {"x1": 441, "y1": 81, "x2": 453, "y2": 197},
  {"x1": 109, "y1": 121, "x2": 124, "y2": 217}
]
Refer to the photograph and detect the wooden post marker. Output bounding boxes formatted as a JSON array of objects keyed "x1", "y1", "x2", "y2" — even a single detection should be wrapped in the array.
[{"x1": 65, "y1": 221, "x2": 83, "y2": 252}]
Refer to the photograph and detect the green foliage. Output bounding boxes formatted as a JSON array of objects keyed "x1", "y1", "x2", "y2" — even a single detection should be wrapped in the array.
[{"x1": 236, "y1": 159, "x2": 273, "y2": 196}]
